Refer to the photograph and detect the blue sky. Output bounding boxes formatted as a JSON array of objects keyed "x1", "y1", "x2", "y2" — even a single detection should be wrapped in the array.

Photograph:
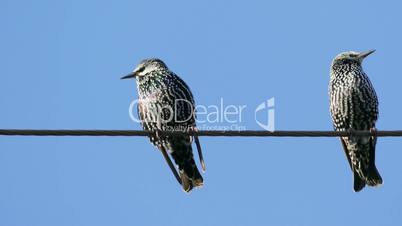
[{"x1": 1, "y1": 0, "x2": 402, "y2": 225}]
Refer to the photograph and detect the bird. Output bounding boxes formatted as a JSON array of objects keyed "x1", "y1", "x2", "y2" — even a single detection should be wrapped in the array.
[
  {"x1": 329, "y1": 50, "x2": 382, "y2": 192},
  {"x1": 121, "y1": 58, "x2": 205, "y2": 192}
]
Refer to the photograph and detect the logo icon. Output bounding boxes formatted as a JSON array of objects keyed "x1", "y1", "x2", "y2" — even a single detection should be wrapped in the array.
[{"x1": 254, "y1": 98, "x2": 275, "y2": 131}]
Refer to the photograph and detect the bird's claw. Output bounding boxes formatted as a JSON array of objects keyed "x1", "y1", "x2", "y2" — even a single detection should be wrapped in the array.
[
  {"x1": 370, "y1": 127, "x2": 377, "y2": 146},
  {"x1": 347, "y1": 128, "x2": 356, "y2": 137}
]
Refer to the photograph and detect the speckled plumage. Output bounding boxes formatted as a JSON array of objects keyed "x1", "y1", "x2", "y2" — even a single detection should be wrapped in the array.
[
  {"x1": 123, "y1": 58, "x2": 204, "y2": 192},
  {"x1": 329, "y1": 50, "x2": 382, "y2": 192}
]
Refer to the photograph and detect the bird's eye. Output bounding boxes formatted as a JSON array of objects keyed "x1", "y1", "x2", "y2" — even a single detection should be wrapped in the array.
[{"x1": 137, "y1": 67, "x2": 145, "y2": 72}]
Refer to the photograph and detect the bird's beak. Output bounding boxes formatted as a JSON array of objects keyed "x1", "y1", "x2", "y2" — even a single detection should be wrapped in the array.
[
  {"x1": 358, "y1": 49, "x2": 376, "y2": 59},
  {"x1": 121, "y1": 71, "x2": 136, "y2": 80}
]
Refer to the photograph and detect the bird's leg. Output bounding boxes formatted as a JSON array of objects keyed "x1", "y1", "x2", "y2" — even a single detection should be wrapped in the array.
[
  {"x1": 190, "y1": 127, "x2": 206, "y2": 172},
  {"x1": 370, "y1": 127, "x2": 377, "y2": 147},
  {"x1": 155, "y1": 130, "x2": 182, "y2": 185}
]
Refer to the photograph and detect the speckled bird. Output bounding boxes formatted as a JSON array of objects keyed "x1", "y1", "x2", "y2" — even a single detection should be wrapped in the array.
[
  {"x1": 329, "y1": 50, "x2": 382, "y2": 192},
  {"x1": 122, "y1": 58, "x2": 205, "y2": 192}
]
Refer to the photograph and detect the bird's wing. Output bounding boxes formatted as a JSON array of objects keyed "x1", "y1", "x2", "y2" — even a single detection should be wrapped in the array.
[
  {"x1": 194, "y1": 135, "x2": 206, "y2": 172},
  {"x1": 340, "y1": 138, "x2": 353, "y2": 171},
  {"x1": 169, "y1": 74, "x2": 205, "y2": 171},
  {"x1": 159, "y1": 144, "x2": 182, "y2": 185},
  {"x1": 341, "y1": 137, "x2": 367, "y2": 191}
]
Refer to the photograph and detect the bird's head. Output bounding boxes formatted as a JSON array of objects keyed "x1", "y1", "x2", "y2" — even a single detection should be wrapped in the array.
[
  {"x1": 121, "y1": 58, "x2": 168, "y2": 80},
  {"x1": 332, "y1": 50, "x2": 375, "y2": 66}
]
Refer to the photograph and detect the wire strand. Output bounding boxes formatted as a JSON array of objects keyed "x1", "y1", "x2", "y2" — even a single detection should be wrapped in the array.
[{"x1": 0, "y1": 129, "x2": 401, "y2": 137}]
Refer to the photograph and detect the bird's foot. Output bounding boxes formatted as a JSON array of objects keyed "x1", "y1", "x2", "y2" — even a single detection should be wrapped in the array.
[
  {"x1": 370, "y1": 127, "x2": 377, "y2": 146},
  {"x1": 347, "y1": 128, "x2": 356, "y2": 138}
]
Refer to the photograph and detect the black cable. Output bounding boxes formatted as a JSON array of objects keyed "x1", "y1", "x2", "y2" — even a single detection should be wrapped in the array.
[{"x1": 0, "y1": 129, "x2": 400, "y2": 137}]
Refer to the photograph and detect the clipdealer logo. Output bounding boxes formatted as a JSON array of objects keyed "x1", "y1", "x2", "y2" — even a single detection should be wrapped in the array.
[{"x1": 128, "y1": 97, "x2": 275, "y2": 131}]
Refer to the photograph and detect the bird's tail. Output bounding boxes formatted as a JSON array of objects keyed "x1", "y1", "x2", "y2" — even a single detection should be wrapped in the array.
[
  {"x1": 365, "y1": 164, "x2": 383, "y2": 187},
  {"x1": 347, "y1": 135, "x2": 383, "y2": 192},
  {"x1": 178, "y1": 168, "x2": 203, "y2": 192},
  {"x1": 170, "y1": 137, "x2": 203, "y2": 192},
  {"x1": 354, "y1": 164, "x2": 382, "y2": 192}
]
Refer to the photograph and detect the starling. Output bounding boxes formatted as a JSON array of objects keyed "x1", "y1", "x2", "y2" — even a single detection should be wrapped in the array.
[
  {"x1": 122, "y1": 58, "x2": 205, "y2": 192},
  {"x1": 329, "y1": 50, "x2": 382, "y2": 192}
]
